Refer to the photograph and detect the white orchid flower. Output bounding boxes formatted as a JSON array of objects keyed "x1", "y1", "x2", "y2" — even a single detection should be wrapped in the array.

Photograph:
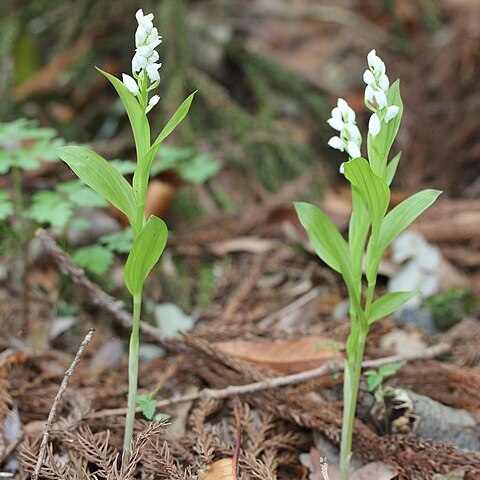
[
  {"x1": 146, "y1": 94, "x2": 160, "y2": 113},
  {"x1": 328, "y1": 136, "x2": 345, "y2": 151},
  {"x1": 368, "y1": 113, "x2": 381, "y2": 137},
  {"x1": 123, "y1": 9, "x2": 163, "y2": 112},
  {"x1": 122, "y1": 74, "x2": 139, "y2": 96},
  {"x1": 385, "y1": 105, "x2": 400, "y2": 123},
  {"x1": 346, "y1": 141, "x2": 361, "y2": 159},
  {"x1": 327, "y1": 97, "x2": 363, "y2": 172},
  {"x1": 367, "y1": 49, "x2": 385, "y2": 74}
]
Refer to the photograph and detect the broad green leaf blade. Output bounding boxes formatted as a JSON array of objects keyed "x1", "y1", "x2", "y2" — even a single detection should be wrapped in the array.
[
  {"x1": 368, "y1": 80, "x2": 403, "y2": 177},
  {"x1": 348, "y1": 188, "x2": 369, "y2": 292},
  {"x1": 124, "y1": 215, "x2": 168, "y2": 296},
  {"x1": 369, "y1": 291, "x2": 419, "y2": 324},
  {"x1": 58, "y1": 146, "x2": 137, "y2": 227},
  {"x1": 343, "y1": 157, "x2": 390, "y2": 235},
  {"x1": 385, "y1": 151, "x2": 401, "y2": 186},
  {"x1": 152, "y1": 92, "x2": 196, "y2": 148},
  {"x1": 378, "y1": 189, "x2": 442, "y2": 253},
  {"x1": 73, "y1": 245, "x2": 114, "y2": 276},
  {"x1": 294, "y1": 201, "x2": 349, "y2": 274},
  {"x1": 29, "y1": 191, "x2": 74, "y2": 227},
  {"x1": 96, "y1": 68, "x2": 150, "y2": 160}
]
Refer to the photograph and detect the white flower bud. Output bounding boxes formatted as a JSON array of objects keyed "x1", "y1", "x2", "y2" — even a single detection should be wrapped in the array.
[
  {"x1": 347, "y1": 141, "x2": 361, "y2": 159},
  {"x1": 378, "y1": 73, "x2": 389, "y2": 91},
  {"x1": 339, "y1": 162, "x2": 345, "y2": 174},
  {"x1": 367, "y1": 49, "x2": 385, "y2": 74},
  {"x1": 344, "y1": 124, "x2": 361, "y2": 144},
  {"x1": 369, "y1": 113, "x2": 381, "y2": 137},
  {"x1": 385, "y1": 105, "x2": 400, "y2": 123},
  {"x1": 135, "y1": 25, "x2": 148, "y2": 46},
  {"x1": 337, "y1": 98, "x2": 356, "y2": 123},
  {"x1": 363, "y1": 69, "x2": 375, "y2": 86},
  {"x1": 373, "y1": 89, "x2": 387, "y2": 109},
  {"x1": 327, "y1": 108, "x2": 345, "y2": 131},
  {"x1": 328, "y1": 136, "x2": 345, "y2": 151},
  {"x1": 122, "y1": 74, "x2": 139, "y2": 96},
  {"x1": 365, "y1": 85, "x2": 375, "y2": 103},
  {"x1": 146, "y1": 94, "x2": 160, "y2": 113},
  {"x1": 146, "y1": 63, "x2": 161, "y2": 82}
]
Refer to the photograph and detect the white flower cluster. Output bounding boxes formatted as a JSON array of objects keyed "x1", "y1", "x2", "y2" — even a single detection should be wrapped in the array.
[
  {"x1": 327, "y1": 98, "x2": 362, "y2": 168},
  {"x1": 363, "y1": 49, "x2": 399, "y2": 137},
  {"x1": 122, "y1": 9, "x2": 162, "y2": 112}
]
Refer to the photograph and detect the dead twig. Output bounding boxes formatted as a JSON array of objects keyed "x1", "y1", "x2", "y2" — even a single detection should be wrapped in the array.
[
  {"x1": 91, "y1": 343, "x2": 449, "y2": 419},
  {"x1": 31, "y1": 328, "x2": 95, "y2": 480},
  {"x1": 35, "y1": 229, "x2": 181, "y2": 351}
]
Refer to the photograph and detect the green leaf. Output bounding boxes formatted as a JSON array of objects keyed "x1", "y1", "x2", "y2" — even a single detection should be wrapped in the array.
[
  {"x1": 100, "y1": 229, "x2": 134, "y2": 254},
  {"x1": 364, "y1": 371, "x2": 383, "y2": 392},
  {"x1": 343, "y1": 157, "x2": 390, "y2": 236},
  {"x1": 57, "y1": 180, "x2": 108, "y2": 208},
  {"x1": 152, "y1": 92, "x2": 196, "y2": 148},
  {"x1": 73, "y1": 245, "x2": 114, "y2": 276},
  {"x1": 136, "y1": 394, "x2": 157, "y2": 420},
  {"x1": 378, "y1": 360, "x2": 406, "y2": 378},
  {"x1": 29, "y1": 191, "x2": 74, "y2": 227},
  {"x1": 385, "y1": 151, "x2": 401, "y2": 186},
  {"x1": 58, "y1": 146, "x2": 137, "y2": 228},
  {"x1": 378, "y1": 189, "x2": 442, "y2": 253},
  {"x1": 96, "y1": 68, "x2": 150, "y2": 160},
  {"x1": 124, "y1": 215, "x2": 168, "y2": 296},
  {"x1": 369, "y1": 291, "x2": 419, "y2": 324},
  {"x1": 110, "y1": 159, "x2": 137, "y2": 175},
  {"x1": 0, "y1": 191, "x2": 13, "y2": 221},
  {"x1": 178, "y1": 153, "x2": 221, "y2": 184},
  {"x1": 294, "y1": 201, "x2": 349, "y2": 274}
]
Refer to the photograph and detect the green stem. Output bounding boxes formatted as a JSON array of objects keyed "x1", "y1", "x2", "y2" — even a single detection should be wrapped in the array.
[
  {"x1": 340, "y1": 330, "x2": 367, "y2": 480},
  {"x1": 123, "y1": 293, "x2": 142, "y2": 453}
]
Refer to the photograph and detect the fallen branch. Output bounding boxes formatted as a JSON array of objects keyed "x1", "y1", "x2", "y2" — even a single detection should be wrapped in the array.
[
  {"x1": 35, "y1": 229, "x2": 180, "y2": 351},
  {"x1": 91, "y1": 343, "x2": 449, "y2": 419},
  {"x1": 31, "y1": 328, "x2": 95, "y2": 480}
]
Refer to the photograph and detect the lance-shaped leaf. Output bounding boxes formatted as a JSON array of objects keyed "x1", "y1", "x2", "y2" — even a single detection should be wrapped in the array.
[
  {"x1": 369, "y1": 291, "x2": 419, "y2": 324},
  {"x1": 58, "y1": 146, "x2": 137, "y2": 227},
  {"x1": 97, "y1": 68, "x2": 150, "y2": 160},
  {"x1": 133, "y1": 92, "x2": 196, "y2": 202},
  {"x1": 378, "y1": 189, "x2": 442, "y2": 253},
  {"x1": 152, "y1": 92, "x2": 196, "y2": 148},
  {"x1": 385, "y1": 151, "x2": 401, "y2": 186},
  {"x1": 343, "y1": 158, "x2": 390, "y2": 236},
  {"x1": 124, "y1": 215, "x2": 168, "y2": 296},
  {"x1": 294, "y1": 201, "x2": 349, "y2": 274}
]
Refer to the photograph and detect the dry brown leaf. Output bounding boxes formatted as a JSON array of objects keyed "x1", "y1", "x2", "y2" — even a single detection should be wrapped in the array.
[
  {"x1": 200, "y1": 457, "x2": 235, "y2": 480},
  {"x1": 145, "y1": 179, "x2": 177, "y2": 219},
  {"x1": 208, "y1": 237, "x2": 277, "y2": 256},
  {"x1": 214, "y1": 336, "x2": 343, "y2": 374}
]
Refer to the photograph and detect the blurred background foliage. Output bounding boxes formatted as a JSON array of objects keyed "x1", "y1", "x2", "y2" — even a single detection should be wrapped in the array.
[{"x1": 0, "y1": 0, "x2": 479, "y2": 213}]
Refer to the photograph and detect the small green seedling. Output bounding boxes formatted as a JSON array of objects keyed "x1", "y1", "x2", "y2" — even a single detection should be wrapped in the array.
[
  {"x1": 295, "y1": 50, "x2": 441, "y2": 479},
  {"x1": 136, "y1": 388, "x2": 171, "y2": 423},
  {"x1": 58, "y1": 8, "x2": 195, "y2": 452},
  {"x1": 365, "y1": 360, "x2": 406, "y2": 401}
]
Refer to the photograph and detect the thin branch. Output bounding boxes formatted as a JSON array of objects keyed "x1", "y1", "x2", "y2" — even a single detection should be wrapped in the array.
[
  {"x1": 31, "y1": 328, "x2": 95, "y2": 480},
  {"x1": 35, "y1": 228, "x2": 180, "y2": 351},
  {"x1": 91, "y1": 343, "x2": 449, "y2": 419}
]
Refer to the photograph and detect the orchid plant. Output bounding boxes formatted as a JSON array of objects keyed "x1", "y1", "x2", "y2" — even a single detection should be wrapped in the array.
[
  {"x1": 295, "y1": 50, "x2": 441, "y2": 479},
  {"x1": 58, "y1": 9, "x2": 195, "y2": 452}
]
